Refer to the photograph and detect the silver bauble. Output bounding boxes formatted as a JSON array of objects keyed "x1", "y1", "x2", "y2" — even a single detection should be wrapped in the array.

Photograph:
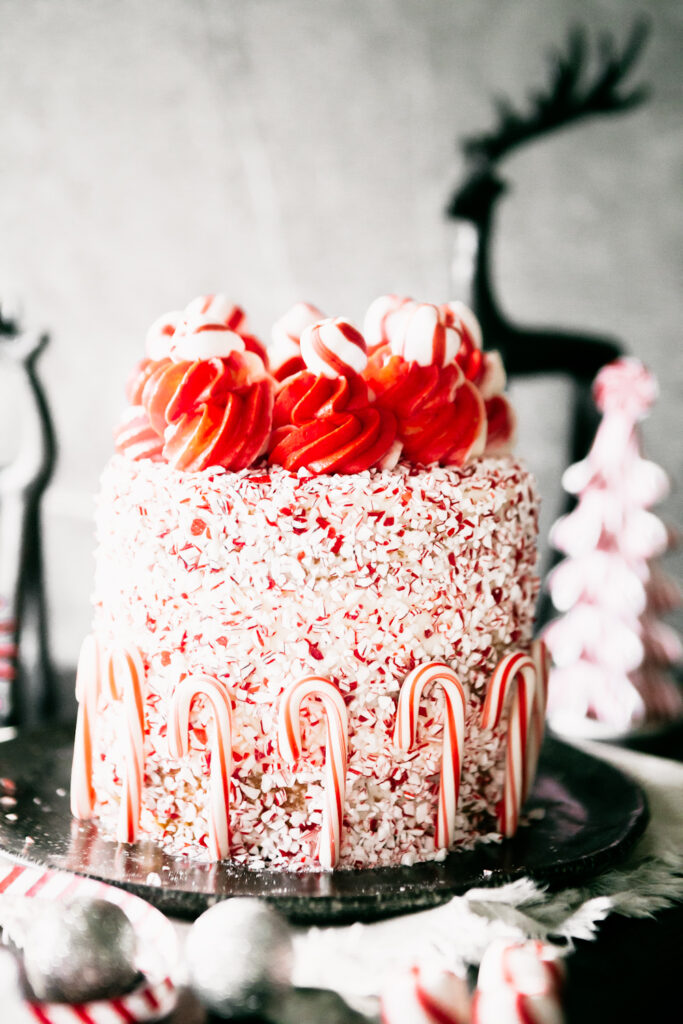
[
  {"x1": 186, "y1": 898, "x2": 293, "y2": 1018},
  {"x1": 22, "y1": 898, "x2": 139, "y2": 1003}
]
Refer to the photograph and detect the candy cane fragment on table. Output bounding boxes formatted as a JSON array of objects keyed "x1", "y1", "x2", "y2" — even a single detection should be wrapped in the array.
[
  {"x1": 277, "y1": 675, "x2": 349, "y2": 869},
  {"x1": 481, "y1": 650, "x2": 538, "y2": 837},
  {"x1": 168, "y1": 674, "x2": 233, "y2": 862},
  {"x1": 70, "y1": 638, "x2": 147, "y2": 844},
  {"x1": 394, "y1": 662, "x2": 467, "y2": 850}
]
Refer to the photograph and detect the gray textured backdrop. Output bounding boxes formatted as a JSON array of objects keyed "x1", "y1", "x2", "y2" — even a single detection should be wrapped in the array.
[{"x1": 0, "y1": 0, "x2": 681, "y2": 683}]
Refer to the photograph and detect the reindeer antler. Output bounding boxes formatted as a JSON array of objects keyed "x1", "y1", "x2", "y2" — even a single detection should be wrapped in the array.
[{"x1": 464, "y1": 18, "x2": 651, "y2": 164}]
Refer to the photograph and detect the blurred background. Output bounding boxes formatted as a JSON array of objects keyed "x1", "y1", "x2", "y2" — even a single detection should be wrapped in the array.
[{"x1": 0, "y1": 0, "x2": 681, "y2": 715}]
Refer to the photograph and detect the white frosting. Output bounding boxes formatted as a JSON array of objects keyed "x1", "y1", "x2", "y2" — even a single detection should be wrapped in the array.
[
  {"x1": 269, "y1": 302, "x2": 325, "y2": 372},
  {"x1": 145, "y1": 311, "x2": 182, "y2": 361},
  {"x1": 183, "y1": 294, "x2": 247, "y2": 332},
  {"x1": 442, "y1": 300, "x2": 483, "y2": 350},
  {"x1": 392, "y1": 304, "x2": 460, "y2": 368},
  {"x1": 300, "y1": 318, "x2": 368, "y2": 377},
  {"x1": 171, "y1": 321, "x2": 246, "y2": 362},
  {"x1": 478, "y1": 351, "x2": 507, "y2": 400},
  {"x1": 271, "y1": 302, "x2": 324, "y2": 348},
  {"x1": 90, "y1": 456, "x2": 539, "y2": 868},
  {"x1": 363, "y1": 294, "x2": 416, "y2": 349}
]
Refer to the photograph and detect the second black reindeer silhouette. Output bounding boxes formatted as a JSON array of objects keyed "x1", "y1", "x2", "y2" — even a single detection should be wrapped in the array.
[{"x1": 446, "y1": 20, "x2": 650, "y2": 382}]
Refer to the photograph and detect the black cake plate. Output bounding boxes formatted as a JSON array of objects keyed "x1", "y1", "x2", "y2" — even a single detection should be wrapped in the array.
[{"x1": 0, "y1": 726, "x2": 648, "y2": 924}]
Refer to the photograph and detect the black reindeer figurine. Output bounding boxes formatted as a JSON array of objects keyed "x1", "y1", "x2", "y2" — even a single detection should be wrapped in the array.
[
  {"x1": 446, "y1": 20, "x2": 651, "y2": 625},
  {"x1": 0, "y1": 303, "x2": 57, "y2": 728}
]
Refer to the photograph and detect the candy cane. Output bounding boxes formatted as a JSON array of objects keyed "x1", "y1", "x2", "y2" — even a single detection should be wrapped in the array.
[
  {"x1": 380, "y1": 964, "x2": 472, "y2": 1024},
  {"x1": 168, "y1": 674, "x2": 233, "y2": 862},
  {"x1": 395, "y1": 662, "x2": 467, "y2": 850},
  {"x1": 70, "y1": 638, "x2": 146, "y2": 843},
  {"x1": 525, "y1": 639, "x2": 550, "y2": 800},
  {"x1": 278, "y1": 675, "x2": 348, "y2": 869},
  {"x1": 482, "y1": 651, "x2": 537, "y2": 837},
  {"x1": 70, "y1": 634, "x2": 103, "y2": 820},
  {"x1": 106, "y1": 644, "x2": 146, "y2": 844},
  {"x1": 473, "y1": 940, "x2": 566, "y2": 1024}
]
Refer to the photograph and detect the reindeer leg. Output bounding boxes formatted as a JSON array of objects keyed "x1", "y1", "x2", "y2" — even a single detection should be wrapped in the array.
[{"x1": 19, "y1": 500, "x2": 57, "y2": 725}]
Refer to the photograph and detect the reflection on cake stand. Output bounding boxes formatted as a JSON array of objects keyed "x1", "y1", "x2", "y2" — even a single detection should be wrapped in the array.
[{"x1": 0, "y1": 726, "x2": 647, "y2": 924}]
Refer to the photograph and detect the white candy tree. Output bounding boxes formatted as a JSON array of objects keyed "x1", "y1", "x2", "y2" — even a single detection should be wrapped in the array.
[{"x1": 544, "y1": 358, "x2": 682, "y2": 734}]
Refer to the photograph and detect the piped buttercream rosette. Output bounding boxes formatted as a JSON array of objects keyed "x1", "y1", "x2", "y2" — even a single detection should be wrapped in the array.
[
  {"x1": 268, "y1": 317, "x2": 400, "y2": 474},
  {"x1": 363, "y1": 302, "x2": 484, "y2": 466},
  {"x1": 363, "y1": 297, "x2": 515, "y2": 464},
  {"x1": 115, "y1": 296, "x2": 275, "y2": 472},
  {"x1": 269, "y1": 301, "x2": 326, "y2": 381}
]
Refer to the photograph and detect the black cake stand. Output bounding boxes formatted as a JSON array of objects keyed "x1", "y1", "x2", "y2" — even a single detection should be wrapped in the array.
[{"x1": 0, "y1": 726, "x2": 648, "y2": 924}]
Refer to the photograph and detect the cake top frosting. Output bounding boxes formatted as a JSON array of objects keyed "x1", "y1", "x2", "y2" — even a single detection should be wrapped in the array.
[{"x1": 115, "y1": 293, "x2": 516, "y2": 474}]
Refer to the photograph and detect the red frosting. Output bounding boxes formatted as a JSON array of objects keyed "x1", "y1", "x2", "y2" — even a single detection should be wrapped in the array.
[
  {"x1": 268, "y1": 370, "x2": 398, "y2": 474},
  {"x1": 117, "y1": 352, "x2": 274, "y2": 471},
  {"x1": 273, "y1": 354, "x2": 306, "y2": 383},
  {"x1": 363, "y1": 351, "x2": 486, "y2": 466},
  {"x1": 483, "y1": 394, "x2": 516, "y2": 457},
  {"x1": 439, "y1": 303, "x2": 485, "y2": 383}
]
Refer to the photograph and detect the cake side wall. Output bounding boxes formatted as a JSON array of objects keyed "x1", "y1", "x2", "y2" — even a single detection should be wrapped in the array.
[{"x1": 90, "y1": 456, "x2": 539, "y2": 868}]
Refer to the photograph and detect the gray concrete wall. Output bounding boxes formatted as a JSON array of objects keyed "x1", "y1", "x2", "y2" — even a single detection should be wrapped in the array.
[{"x1": 0, "y1": 0, "x2": 680, "y2": 693}]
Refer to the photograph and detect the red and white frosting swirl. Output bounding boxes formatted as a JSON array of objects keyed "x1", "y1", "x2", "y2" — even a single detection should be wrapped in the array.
[
  {"x1": 268, "y1": 368, "x2": 399, "y2": 474},
  {"x1": 300, "y1": 317, "x2": 368, "y2": 378},
  {"x1": 363, "y1": 295, "x2": 516, "y2": 462},
  {"x1": 390, "y1": 303, "x2": 462, "y2": 369},
  {"x1": 117, "y1": 296, "x2": 274, "y2": 471},
  {"x1": 270, "y1": 301, "x2": 325, "y2": 380},
  {"x1": 144, "y1": 295, "x2": 267, "y2": 365},
  {"x1": 363, "y1": 293, "x2": 418, "y2": 351}
]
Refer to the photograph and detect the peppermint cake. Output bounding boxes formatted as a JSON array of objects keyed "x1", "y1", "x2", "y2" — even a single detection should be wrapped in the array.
[{"x1": 71, "y1": 294, "x2": 544, "y2": 870}]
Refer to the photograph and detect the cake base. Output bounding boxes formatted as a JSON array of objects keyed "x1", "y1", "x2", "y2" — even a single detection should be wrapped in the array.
[{"x1": 0, "y1": 726, "x2": 648, "y2": 923}]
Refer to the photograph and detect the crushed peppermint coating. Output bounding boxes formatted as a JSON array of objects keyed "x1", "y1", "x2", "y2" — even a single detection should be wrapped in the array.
[{"x1": 88, "y1": 454, "x2": 539, "y2": 869}]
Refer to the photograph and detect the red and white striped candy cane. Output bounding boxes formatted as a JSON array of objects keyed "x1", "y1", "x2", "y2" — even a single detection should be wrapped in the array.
[
  {"x1": 168, "y1": 674, "x2": 233, "y2": 862},
  {"x1": 70, "y1": 639, "x2": 146, "y2": 843},
  {"x1": 473, "y1": 939, "x2": 566, "y2": 1024},
  {"x1": 395, "y1": 662, "x2": 467, "y2": 850},
  {"x1": 278, "y1": 675, "x2": 348, "y2": 869},
  {"x1": 70, "y1": 634, "x2": 104, "y2": 820},
  {"x1": 525, "y1": 639, "x2": 550, "y2": 800},
  {"x1": 481, "y1": 651, "x2": 537, "y2": 837},
  {"x1": 380, "y1": 964, "x2": 472, "y2": 1024},
  {"x1": 106, "y1": 644, "x2": 147, "y2": 844}
]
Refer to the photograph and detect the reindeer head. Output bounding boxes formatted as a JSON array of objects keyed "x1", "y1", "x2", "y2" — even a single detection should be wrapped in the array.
[{"x1": 446, "y1": 19, "x2": 651, "y2": 227}]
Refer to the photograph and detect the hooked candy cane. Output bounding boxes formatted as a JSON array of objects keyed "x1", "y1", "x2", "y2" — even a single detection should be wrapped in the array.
[
  {"x1": 70, "y1": 638, "x2": 146, "y2": 843},
  {"x1": 106, "y1": 644, "x2": 147, "y2": 844},
  {"x1": 70, "y1": 634, "x2": 103, "y2": 820},
  {"x1": 395, "y1": 662, "x2": 467, "y2": 850},
  {"x1": 525, "y1": 639, "x2": 550, "y2": 800},
  {"x1": 278, "y1": 675, "x2": 348, "y2": 869},
  {"x1": 481, "y1": 651, "x2": 537, "y2": 837},
  {"x1": 168, "y1": 674, "x2": 233, "y2": 862}
]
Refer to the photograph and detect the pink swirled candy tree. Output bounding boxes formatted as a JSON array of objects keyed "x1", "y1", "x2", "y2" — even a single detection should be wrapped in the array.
[{"x1": 544, "y1": 358, "x2": 682, "y2": 735}]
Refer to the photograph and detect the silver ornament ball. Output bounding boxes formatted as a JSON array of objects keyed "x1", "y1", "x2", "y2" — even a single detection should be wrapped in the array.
[
  {"x1": 187, "y1": 897, "x2": 293, "y2": 1018},
  {"x1": 22, "y1": 898, "x2": 139, "y2": 1003}
]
